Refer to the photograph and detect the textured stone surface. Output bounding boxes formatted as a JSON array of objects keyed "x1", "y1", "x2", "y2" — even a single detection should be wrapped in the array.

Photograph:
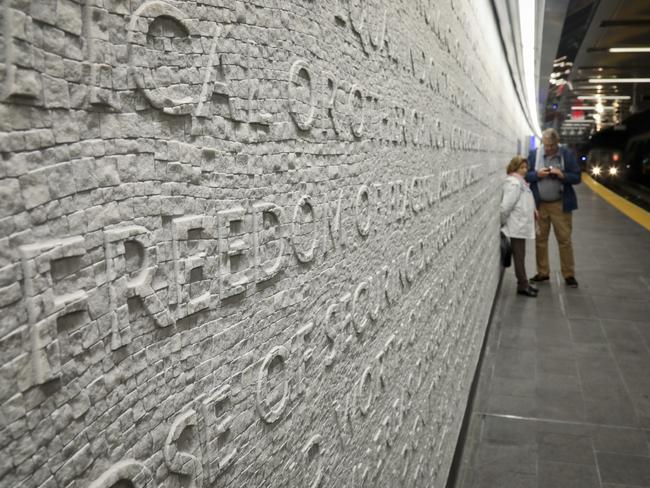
[{"x1": 0, "y1": 1, "x2": 528, "y2": 487}]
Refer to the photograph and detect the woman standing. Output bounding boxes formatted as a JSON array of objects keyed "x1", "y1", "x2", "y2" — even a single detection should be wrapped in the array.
[{"x1": 501, "y1": 156, "x2": 538, "y2": 297}]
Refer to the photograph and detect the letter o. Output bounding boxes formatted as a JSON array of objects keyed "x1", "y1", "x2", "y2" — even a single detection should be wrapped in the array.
[
  {"x1": 348, "y1": 85, "x2": 365, "y2": 137},
  {"x1": 368, "y1": 274, "x2": 381, "y2": 321},
  {"x1": 404, "y1": 246, "x2": 416, "y2": 284},
  {"x1": 288, "y1": 60, "x2": 316, "y2": 130},
  {"x1": 256, "y1": 345, "x2": 289, "y2": 423},
  {"x1": 354, "y1": 185, "x2": 371, "y2": 237},
  {"x1": 358, "y1": 366, "x2": 373, "y2": 416},
  {"x1": 418, "y1": 240, "x2": 427, "y2": 272},
  {"x1": 415, "y1": 358, "x2": 424, "y2": 391},
  {"x1": 351, "y1": 281, "x2": 369, "y2": 334},
  {"x1": 410, "y1": 178, "x2": 422, "y2": 213}
]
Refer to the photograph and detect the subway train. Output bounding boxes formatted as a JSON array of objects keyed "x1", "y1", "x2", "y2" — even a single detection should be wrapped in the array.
[
  {"x1": 580, "y1": 110, "x2": 650, "y2": 189},
  {"x1": 584, "y1": 133, "x2": 650, "y2": 187}
]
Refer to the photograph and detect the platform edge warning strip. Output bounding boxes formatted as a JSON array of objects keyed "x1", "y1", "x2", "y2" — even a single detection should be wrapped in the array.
[{"x1": 582, "y1": 172, "x2": 650, "y2": 231}]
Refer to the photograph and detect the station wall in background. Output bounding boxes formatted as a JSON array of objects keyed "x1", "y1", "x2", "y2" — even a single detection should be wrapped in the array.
[{"x1": 0, "y1": 1, "x2": 528, "y2": 487}]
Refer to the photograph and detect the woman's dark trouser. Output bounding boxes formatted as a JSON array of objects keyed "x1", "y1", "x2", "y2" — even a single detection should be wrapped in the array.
[{"x1": 510, "y1": 237, "x2": 528, "y2": 291}]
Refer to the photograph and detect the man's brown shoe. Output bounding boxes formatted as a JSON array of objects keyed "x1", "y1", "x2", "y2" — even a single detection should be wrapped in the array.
[
  {"x1": 529, "y1": 274, "x2": 550, "y2": 282},
  {"x1": 565, "y1": 277, "x2": 579, "y2": 288}
]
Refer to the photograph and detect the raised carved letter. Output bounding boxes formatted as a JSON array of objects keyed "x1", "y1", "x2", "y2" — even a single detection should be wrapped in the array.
[
  {"x1": 20, "y1": 237, "x2": 90, "y2": 385},
  {"x1": 218, "y1": 207, "x2": 252, "y2": 299},
  {"x1": 200, "y1": 384, "x2": 237, "y2": 483},
  {"x1": 368, "y1": 0, "x2": 387, "y2": 50},
  {"x1": 293, "y1": 322, "x2": 315, "y2": 398},
  {"x1": 82, "y1": 0, "x2": 119, "y2": 108},
  {"x1": 323, "y1": 190, "x2": 346, "y2": 254},
  {"x1": 403, "y1": 246, "x2": 416, "y2": 284},
  {"x1": 358, "y1": 366, "x2": 373, "y2": 416},
  {"x1": 253, "y1": 202, "x2": 285, "y2": 283},
  {"x1": 256, "y1": 345, "x2": 289, "y2": 423},
  {"x1": 195, "y1": 23, "x2": 232, "y2": 118},
  {"x1": 324, "y1": 294, "x2": 351, "y2": 367},
  {"x1": 88, "y1": 460, "x2": 154, "y2": 488},
  {"x1": 351, "y1": 281, "x2": 369, "y2": 334},
  {"x1": 127, "y1": 1, "x2": 197, "y2": 114},
  {"x1": 291, "y1": 195, "x2": 318, "y2": 263},
  {"x1": 301, "y1": 434, "x2": 323, "y2": 488},
  {"x1": 104, "y1": 225, "x2": 174, "y2": 349},
  {"x1": 354, "y1": 185, "x2": 371, "y2": 237},
  {"x1": 288, "y1": 59, "x2": 316, "y2": 130},
  {"x1": 171, "y1": 215, "x2": 216, "y2": 320},
  {"x1": 2, "y1": 0, "x2": 41, "y2": 99},
  {"x1": 333, "y1": 391, "x2": 355, "y2": 447},
  {"x1": 164, "y1": 409, "x2": 203, "y2": 488},
  {"x1": 349, "y1": 85, "x2": 364, "y2": 137},
  {"x1": 325, "y1": 75, "x2": 349, "y2": 136}
]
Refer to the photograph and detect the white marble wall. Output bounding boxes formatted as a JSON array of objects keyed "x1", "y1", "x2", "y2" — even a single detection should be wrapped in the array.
[{"x1": 0, "y1": 1, "x2": 528, "y2": 487}]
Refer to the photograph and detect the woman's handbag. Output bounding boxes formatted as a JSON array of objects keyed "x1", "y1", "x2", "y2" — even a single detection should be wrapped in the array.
[{"x1": 500, "y1": 232, "x2": 512, "y2": 268}]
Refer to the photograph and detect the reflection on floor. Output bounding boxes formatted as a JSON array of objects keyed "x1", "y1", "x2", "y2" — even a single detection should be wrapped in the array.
[{"x1": 453, "y1": 183, "x2": 650, "y2": 488}]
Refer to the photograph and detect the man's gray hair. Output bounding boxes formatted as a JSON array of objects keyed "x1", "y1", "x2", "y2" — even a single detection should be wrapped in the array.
[{"x1": 542, "y1": 128, "x2": 559, "y2": 143}]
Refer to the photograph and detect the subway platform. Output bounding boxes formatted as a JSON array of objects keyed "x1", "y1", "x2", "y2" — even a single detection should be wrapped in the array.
[{"x1": 452, "y1": 180, "x2": 650, "y2": 488}]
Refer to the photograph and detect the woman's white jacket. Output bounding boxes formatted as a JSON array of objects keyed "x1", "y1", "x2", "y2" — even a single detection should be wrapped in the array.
[{"x1": 500, "y1": 175, "x2": 535, "y2": 239}]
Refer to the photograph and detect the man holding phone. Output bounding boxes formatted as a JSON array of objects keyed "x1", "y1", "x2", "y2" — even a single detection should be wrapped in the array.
[{"x1": 526, "y1": 128, "x2": 581, "y2": 288}]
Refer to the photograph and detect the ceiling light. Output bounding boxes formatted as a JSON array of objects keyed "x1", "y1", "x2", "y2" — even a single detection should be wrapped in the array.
[
  {"x1": 609, "y1": 47, "x2": 650, "y2": 53},
  {"x1": 519, "y1": 0, "x2": 542, "y2": 136},
  {"x1": 571, "y1": 106, "x2": 614, "y2": 111},
  {"x1": 589, "y1": 78, "x2": 650, "y2": 83},
  {"x1": 577, "y1": 95, "x2": 630, "y2": 100}
]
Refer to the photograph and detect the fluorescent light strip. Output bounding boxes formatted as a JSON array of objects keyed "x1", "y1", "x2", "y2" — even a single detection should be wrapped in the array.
[
  {"x1": 609, "y1": 47, "x2": 650, "y2": 53},
  {"x1": 577, "y1": 95, "x2": 630, "y2": 100},
  {"x1": 518, "y1": 0, "x2": 542, "y2": 136},
  {"x1": 589, "y1": 78, "x2": 650, "y2": 83},
  {"x1": 570, "y1": 106, "x2": 615, "y2": 111}
]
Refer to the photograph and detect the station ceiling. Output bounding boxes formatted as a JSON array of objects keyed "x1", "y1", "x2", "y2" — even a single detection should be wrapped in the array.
[{"x1": 542, "y1": 0, "x2": 650, "y2": 144}]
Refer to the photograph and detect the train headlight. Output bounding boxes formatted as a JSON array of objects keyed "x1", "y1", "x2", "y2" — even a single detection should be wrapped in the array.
[
  {"x1": 609, "y1": 166, "x2": 618, "y2": 176},
  {"x1": 591, "y1": 165, "x2": 602, "y2": 176}
]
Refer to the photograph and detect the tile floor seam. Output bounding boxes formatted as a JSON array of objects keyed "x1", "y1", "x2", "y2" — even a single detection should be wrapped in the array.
[
  {"x1": 604, "y1": 317, "x2": 644, "y2": 426},
  {"x1": 570, "y1": 330, "x2": 589, "y2": 423},
  {"x1": 591, "y1": 435, "x2": 605, "y2": 488},
  {"x1": 558, "y1": 289, "x2": 567, "y2": 318},
  {"x1": 593, "y1": 449, "x2": 650, "y2": 458},
  {"x1": 476, "y1": 412, "x2": 648, "y2": 431},
  {"x1": 640, "y1": 275, "x2": 650, "y2": 290},
  {"x1": 587, "y1": 293, "x2": 650, "y2": 303}
]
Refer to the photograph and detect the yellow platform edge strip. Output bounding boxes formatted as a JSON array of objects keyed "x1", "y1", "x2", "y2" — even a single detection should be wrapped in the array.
[{"x1": 582, "y1": 172, "x2": 650, "y2": 231}]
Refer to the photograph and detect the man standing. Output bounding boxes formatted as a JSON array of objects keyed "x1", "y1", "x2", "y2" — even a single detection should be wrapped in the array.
[{"x1": 526, "y1": 128, "x2": 581, "y2": 287}]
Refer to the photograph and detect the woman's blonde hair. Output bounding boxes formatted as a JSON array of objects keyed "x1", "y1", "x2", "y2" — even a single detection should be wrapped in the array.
[{"x1": 506, "y1": 155, "x2": 528, "y2": 174}]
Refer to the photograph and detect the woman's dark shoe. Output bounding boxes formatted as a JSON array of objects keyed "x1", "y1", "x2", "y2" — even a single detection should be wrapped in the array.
[{"x1": 517, "y1": 287, "x2": 538, "y2": 297}]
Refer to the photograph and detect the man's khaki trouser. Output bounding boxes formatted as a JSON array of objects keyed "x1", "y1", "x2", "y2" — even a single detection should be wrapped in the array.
[{"x1": 536, "y1": 200, "x2": 575, "y2": 278}]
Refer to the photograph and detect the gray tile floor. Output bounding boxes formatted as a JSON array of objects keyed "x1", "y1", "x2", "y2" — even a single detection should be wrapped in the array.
[{"x1": 453, "y1": 184, "x2": 650, "y2": 488}]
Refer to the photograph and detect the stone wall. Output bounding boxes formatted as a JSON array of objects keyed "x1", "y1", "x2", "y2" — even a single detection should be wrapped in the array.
[{"x1": 0, "y1": 1, "x2": 528, "y2": 487}]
